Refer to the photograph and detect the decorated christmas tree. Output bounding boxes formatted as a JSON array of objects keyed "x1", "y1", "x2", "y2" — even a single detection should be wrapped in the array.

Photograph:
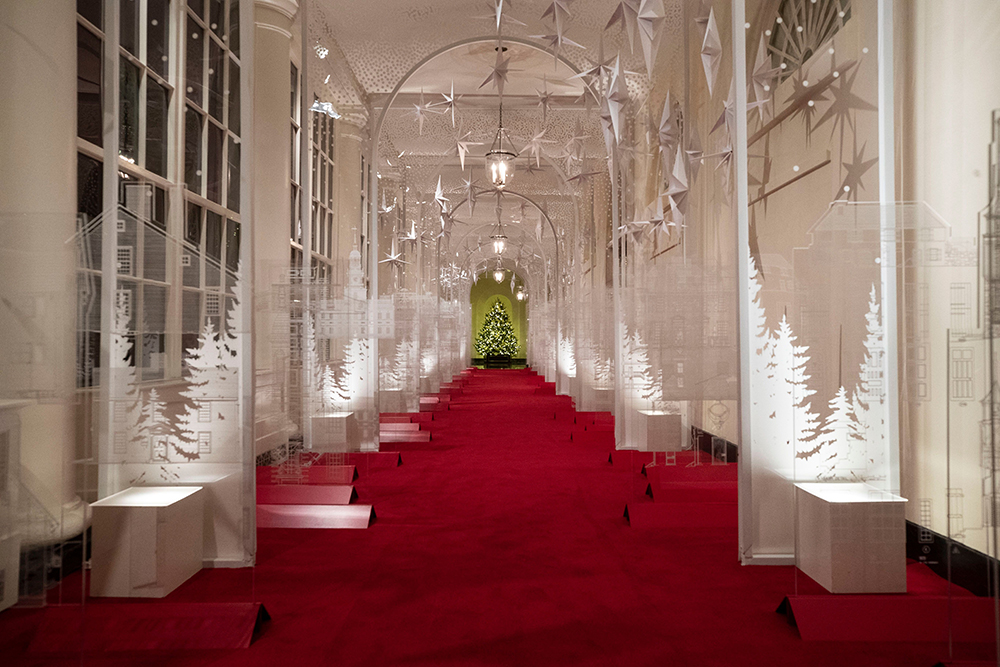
[{"x1": 475, "y1": 299, "x2": 519, "y2": 357}]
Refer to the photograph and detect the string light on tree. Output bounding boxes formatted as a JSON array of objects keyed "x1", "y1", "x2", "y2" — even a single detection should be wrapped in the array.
[{"x1": 474, "y1": 298, "x2": 519, "y2": 358}]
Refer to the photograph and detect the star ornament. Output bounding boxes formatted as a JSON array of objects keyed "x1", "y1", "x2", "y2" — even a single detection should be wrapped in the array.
[
  {"x1": 480, "y1": 44, "x2": 516, "y2": 97},
  {"x1": 462, "y1": 172, "x2": 478, "y2": 216},
  {"x1": 455, "y1": 131, "x2": 482, "y2": 171},
  {"x1": 619, "y1": 216, "x2": 651, "y2": 245},
  {"x1": 434, "y1": 176, "x2": 450, "y2": 212},
  {"x1": 541, "y1": 0, "x2": 575, "y2": 41},
  {"x1": 536, "y1": 77, "x2": 555, "y2": 122},
  {"x1": 379, "y1": 250, "x2": 409, "y2": 269},
  {"x1": 701, "y1": 8, "x2": 722, "y2": 95},
  {"x1": 637, "y1": 0, "x2": 665, "y2": 77},
  {"x1": 751, "y1": 35, "x2": 780, "y2": 121},
  {"x1": 605, "y1": 55, "x2": 630, "y2": 144},
  {"x1": 523, "y1": 128, "x2": 551, "y2": 168},
  {"x1": 435, "y1": 81, "x2": 461, "y2": 128},
  {"x1": 605, "y1": 0, "x2": 640, "y2": 53},
  {"x1": 838, "y1": 142, "x2": 878, "y2": 201}
]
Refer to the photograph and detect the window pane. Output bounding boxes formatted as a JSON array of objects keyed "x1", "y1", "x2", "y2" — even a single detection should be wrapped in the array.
[
  {"x1": 152, "y1": 186, "x2": 167, "y2": 229},
  {"x1": 206, "y1": 211, "x2": 223, "y2": 261},
  {"x1": 77, "y1": 152, "x2": 103, "y2": 224},
  {"x1": 290, "y1": 63, "x2": 298, "y2": 120},
  {"x1": 228, "y1": 59, "x2": 241, "y2": 135},
  {"x1": 121, "y1": 0, "x2": 138, "y2": 56},
  {"x1": 144, "y1": 219, "x2": 167, "y2": 282},
  {"x1": 208, "y1": 38, "x2": 224, "y2": 121},
  {"x1": 146, "y1": 80, "x2": 169, "y2": 177},
  {"x1": 77, "y1": 0, "x2": 102, "y2": 29},
  {"x1": 229, "y1": 0, "x2": 240, "y2": 58},
  {"x1": 141, "y1": 284, "x2": 167, "y2": 381},
  {"x1": 182, "y1": 289, "x2": 201, "y2": 353},
  {"x1": 226, "y1": 219, "x2": 240, "y2": 272},
  {"x1": 185, "y1": 201, "x2": 202, "y2": 246},
  {"x1": 227, "y1": 136, "x2": 240, "y2": 212},
  {"x1": 185, "y1": 105, "x2": 203, "y2": 194},
  {"x1": 77, "y1": 25, "x2": 102, "y2": 146},
  {"x1": 148, "y1": 0, "x2": 170, "y2": 78},
  {"x1": 119, "y1": 58, "x2": 140, "y2": 162},
  {"x1": 207, "y1": 123, "x2": 224, "y2": 204},
  {"x1": 186, "y1": 18, "x2": 204, "y2": 106},
  {"x1": 209, "y1": 0, "x2": 224, "y2": 38}
]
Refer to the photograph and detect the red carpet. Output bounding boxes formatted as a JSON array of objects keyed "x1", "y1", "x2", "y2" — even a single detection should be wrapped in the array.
[{"x1": 0, "y1": 368, "x2": 992, "y2": 665}]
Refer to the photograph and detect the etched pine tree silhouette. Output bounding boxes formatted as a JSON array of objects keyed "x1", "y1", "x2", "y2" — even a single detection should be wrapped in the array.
[{"x1": 852, "y1": 284, "x2": 886, "y2": 480}]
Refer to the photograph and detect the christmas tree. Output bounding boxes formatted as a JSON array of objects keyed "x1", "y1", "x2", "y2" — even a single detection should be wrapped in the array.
[{"x1": 475, "y1": 299, "x2": 519, "y2": 357}]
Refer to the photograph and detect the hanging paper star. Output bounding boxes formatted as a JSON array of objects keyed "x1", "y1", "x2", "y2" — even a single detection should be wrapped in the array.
[
  {"x1": 522, "y1": 161, "x2": 544, "y2": 176},
  {"x1": 380, "y1": 249, "x2": 409, "y2": 269},
  {"x1": 476, "y1": 0, "x2": 526, "y2": 30},
  {"x1": 462, "y1": 172, "x2": 478, "y2": 217},
  {"x1": 435, "y1": 81, "x2": 461, "y2": 128},
  {"x1": 480, "y1": 43, "x2": 516, "y2": 96},
  {"x1": 644, "y1": 195, "x2": 674, "y2": 237},
  {"x1": 619, "y1": 215, "x2": 651, "y2": 244},
  {"x1": 693, "y1": 0, "x2": 712, "y2": 34},
  {"x1": 784, "y1": 73, "x2": 830, "y2": 139},
  {"x1": 454, "y1": 130, "x2": 482, "y2": 171},
  {"x1": 605, "y1": 55, "x2": 630, "y2": 145},
  {"x1": 541, "y1": 0, "x2": 575, "y2": 41},
  {"x1": 658, "y1": 90, "x2": 681, "y2": 173},
  {"x1": 434, "y1": 176, "x2": 449, "y2": 212},
  {"x1": 751, "y1": 35, "x2": 780, "y2": 121},
  {"x1": 666, "y1": 149, "x2": 689, "y2": 225},
  {"x1": 570, "y1": 36, "x2": 616, "y2": 92},
  {"x1": 813, "y1": 62, "x2": 876, "y2": 140},
  {"x1": 837, "y1": 141, "x2": 878, "y2": 201},
  {"x1": 636, "y1": 0, "x2": 665, "y2": 77},
  {"x1": 536, "y1": 76, "x2": 555, "y2": 122},
  {"x1": 532, "y1": 31, "x2": 584, "y2": 61},
  {"x1": 412, "y1": 89, "x2": 433, "y2": 135},
  {"x1": 566, "y1": 171, "x2": 601, "y2": 186},
  {"x1": 400, "y1": 220, "x2": 418, "y2": 244},
  {"x1": 599, "y1": 96, "x2": 616, "y2": 158},
  {"x1": 605, "y1": 0, "x2": 640, "y2": 53},
  {"x1": 701, "y1": 8, "x2": 722, "y2": 95},
  {"x1": 686, "y1": 125, "x2": 703, "y2": 183}
]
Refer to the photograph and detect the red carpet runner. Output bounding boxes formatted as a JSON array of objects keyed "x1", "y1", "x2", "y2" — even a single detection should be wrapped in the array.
[{"x1": 0, "y1": 369, "x2": 985, "y2": 665}]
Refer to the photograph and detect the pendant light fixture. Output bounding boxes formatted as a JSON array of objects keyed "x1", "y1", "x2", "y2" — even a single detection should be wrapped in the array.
[
  {"x1": 493, "y1": 258, "x2": 506, "y2": 283},
  {"x1": 485, "y1": 98, "x2": 517, "y2": 189},
  {"x1": 490, "y1": 201, "x2": 507, "y2": 255}
]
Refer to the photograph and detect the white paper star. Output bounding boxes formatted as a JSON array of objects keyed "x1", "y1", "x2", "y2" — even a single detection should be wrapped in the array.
[
  {"x1": 637, "y1": 0, "x2": 665, "y2": 76},
  {"x1": 701, "y1": 8, "x2": 722, "y2": 95},
  {"x1": 606, "y1": 0, "x2": 640, "y2": 53},
  {"x1": 480, "y1": 44, "x2": 516, "y2": 96},
  {"x1": 454, "y1": 130, "x2": 482, "y2": 171},
  {"x1": 524, "y1": 128, "x2": 551, "y2": 168}
]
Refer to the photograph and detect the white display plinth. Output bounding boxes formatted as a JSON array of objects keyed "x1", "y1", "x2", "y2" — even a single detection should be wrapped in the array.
[
  {"x1": 636, "y1": 410, "x2": 683, "y2": 451},
  {"x1": 91, "y1": 486, "x2": 204, "y2": 598},
  {"x1": 311, "y1": 412, "x2": 358, "y2": 452},
  {"x1": 795, "y1": 483, "x2": 907, "y2": 594}
]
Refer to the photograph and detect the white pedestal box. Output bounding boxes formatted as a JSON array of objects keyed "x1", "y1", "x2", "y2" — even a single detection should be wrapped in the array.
[
  {"x1": 635, "y1": 411, "x2": 683, "y2": 451},
  {"x1": 311, "y1": 412, "x2": 359, "y2": 452},
  {"x1": 795, "y1": 483, "x2": 907, "y2": 594},
  {"x1": 91, "y1": 486, "x2": 204, "y2": 598},
  {"x1": 379, "y1": 389, "x2": 408, "y2": 414}
]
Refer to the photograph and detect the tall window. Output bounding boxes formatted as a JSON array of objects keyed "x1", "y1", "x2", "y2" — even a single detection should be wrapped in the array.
[
  {"x1": 75, "y1": 0, "x2": 243, "y2": 386},
  {"x1": 290, "y1": 63, "x2": 301, "y2": 246},
  {"x1": 184, "y1": 0, "x2": 241, "y2": 211},
  {"x1": 310, "y1": 110, "x2": 337, "y2": 280}
]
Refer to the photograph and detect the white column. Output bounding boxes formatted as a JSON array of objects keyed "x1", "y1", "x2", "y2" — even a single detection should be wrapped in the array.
[
  {"x1": 0, "y1": 1, "x2": 86, "y2": 537},
  {"x1": 877, "y1": 0, "x2": 900, "y2": 496},
  {"x1": 253, "y1": 0, "x2": 296, "y2": 456}
]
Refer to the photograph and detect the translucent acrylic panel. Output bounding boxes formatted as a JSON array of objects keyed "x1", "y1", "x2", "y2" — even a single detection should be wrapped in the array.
[{"x1": 740, "y1": 0, "x2": 882, "y2": 563}]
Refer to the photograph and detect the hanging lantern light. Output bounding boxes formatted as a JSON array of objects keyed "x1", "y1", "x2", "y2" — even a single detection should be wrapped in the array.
[
  {"x1": 493, "y1": 258, "x2": 505, "y2": 283},
  {"x1": 485, "y1": 99, "x2": 517, "y2": 189},
  {"x1": 492, "y1": 234, "x2": 507, "y2": 255},
  {"x1": 515, "y1": 289, "x2": 525, "y2": 301}
]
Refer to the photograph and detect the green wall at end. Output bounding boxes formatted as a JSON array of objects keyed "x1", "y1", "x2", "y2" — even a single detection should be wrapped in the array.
[{"x1": 470, "y1": 275, "x2": 527, "y2": 358}]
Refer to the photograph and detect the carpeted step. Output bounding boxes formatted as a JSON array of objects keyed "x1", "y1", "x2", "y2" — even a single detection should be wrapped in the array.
[
  {"x1": 257, "y1": 504, "x2": 375, "y2": 529},
  {"x1": 257, "y1": 484, "x2": 357, "y2": 505}
]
